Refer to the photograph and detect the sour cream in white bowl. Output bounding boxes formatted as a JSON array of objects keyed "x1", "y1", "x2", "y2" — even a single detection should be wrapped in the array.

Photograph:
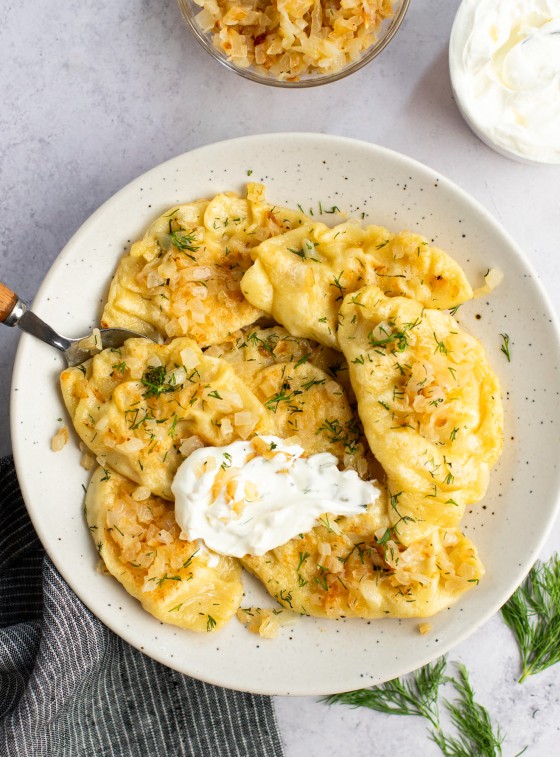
[{"x1": 449, "y1": 0, "x2": 560, "y2": 164}]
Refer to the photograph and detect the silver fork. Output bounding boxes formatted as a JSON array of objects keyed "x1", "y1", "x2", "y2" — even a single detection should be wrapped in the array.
[{"x1": 1, "y1": 281, "x2": 152, "y2": 367}]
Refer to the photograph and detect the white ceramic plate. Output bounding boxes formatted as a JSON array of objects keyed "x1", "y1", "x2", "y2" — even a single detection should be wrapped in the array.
[{"x1": 11, "y1": 134, "x2": 560, "y2": 696}]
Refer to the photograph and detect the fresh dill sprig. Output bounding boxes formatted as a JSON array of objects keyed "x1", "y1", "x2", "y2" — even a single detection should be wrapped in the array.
[
  {"x1": 324, "y1": 659, "x2": 510, "y2": 757},
  {"x1": 430, "y1": 664, "x2": 504, "y2": 757},
  {"x1": 501, "y1": 554, "x2": 560, "y2": 682},
  {"x1": 323, "y1": 657, "x2": 446, "y2": 728}
]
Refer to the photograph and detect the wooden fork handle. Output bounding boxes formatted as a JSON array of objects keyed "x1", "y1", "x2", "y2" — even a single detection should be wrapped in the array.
[{"x1": 0, "y1": 282, "x2": 18, "y2": 323}]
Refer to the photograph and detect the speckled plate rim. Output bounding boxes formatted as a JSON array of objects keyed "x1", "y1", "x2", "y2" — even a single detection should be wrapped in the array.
[{"x1": 11, "y1": 133, "x2": 560, "y2": 695}]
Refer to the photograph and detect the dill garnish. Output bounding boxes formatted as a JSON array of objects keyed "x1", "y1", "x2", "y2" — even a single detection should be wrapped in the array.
[
  {"x1": 170, "y1": 230, "x2": 199, "y2": 259},
  {"x1": 301, "y1": 377, "x2": 325, "y2": 391},
  {"x1": 499, "y1": 333, "x2": 511, "y2": 362},
  {"x1": 288, "y1": 246, "x2": 306, "y2": 259},
  {"x1": 431, "y1": 664, "x2": 504, "y2": 756},
  {"x1": 369, "y1": 318, "x2": 420, "y2": 353},
  {"x1": 264, "y1": 381, "x2": 302, "y2": 412},
  {"x1": 220, "y1": 452, "x2": 232, "y2": 470},
  {"x1": 294, "y1": 352, "x2": 312, "y2": 369},
  {"x1": 245, "y1": 330, "x2": 275, "y2": 353},
  {"x1": 323, "y1": 657, "x2": 446, "y2": 728},
  {"x1": 296, "y1": 552, "x2": 310, "y2": 571},
  {"x1": 330, "y1": 271, "x2": 345, "y2": 301},
  {"x1": 501, "y1": 555, "x2": 560, "y2": 682},
  {"x1": 141, "y1": 365, "x2": 179, "y2": 399},
  {"x1": 324, "y1": 659, "x2": 509, "y2": 757},
  {"x1": 317, "y1": 417, "x2": 361, "y2": 454}
]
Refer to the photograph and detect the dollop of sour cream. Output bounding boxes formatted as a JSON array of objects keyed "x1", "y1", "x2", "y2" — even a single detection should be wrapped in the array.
[
  {"x1": 172, "y1": 436, "x2": 379, "y2": 558},
  {"x1": 450, "y1": 0, "x2": 560, "y2": 163}
]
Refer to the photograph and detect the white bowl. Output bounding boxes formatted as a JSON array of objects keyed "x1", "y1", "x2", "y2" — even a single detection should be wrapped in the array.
[
  {"x1": 12, "y1": 133, "x2": 560, "y2": 695},
  {"x1": 449, "y1": 0, "x2": 560, "y2": 165}
]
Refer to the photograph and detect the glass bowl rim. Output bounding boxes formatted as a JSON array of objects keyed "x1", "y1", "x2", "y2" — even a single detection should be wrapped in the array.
[{"x1": 178, "y1": 0, "x2": 411, "y2": 88}]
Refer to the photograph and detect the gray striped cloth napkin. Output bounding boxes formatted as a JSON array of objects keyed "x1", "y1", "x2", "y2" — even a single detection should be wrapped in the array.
[{"x1": 0, "y1": 457, "x2": 285, "y2": 757}]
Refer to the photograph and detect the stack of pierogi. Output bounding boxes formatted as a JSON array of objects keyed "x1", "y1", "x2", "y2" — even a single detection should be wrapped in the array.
[{"x1": 61, "y1": 184, "x2": 503, "y2": 635}]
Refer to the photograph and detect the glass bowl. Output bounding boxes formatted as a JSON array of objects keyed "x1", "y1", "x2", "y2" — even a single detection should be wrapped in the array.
[{"x1": 177, "y1": 0, "x2": 410, "y2": 88}]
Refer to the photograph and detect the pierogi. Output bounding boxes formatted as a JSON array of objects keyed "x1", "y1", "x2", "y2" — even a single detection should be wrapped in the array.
[
  {"x1": 240, "y1": 220, "x2": 473, "y2": 349},
  {"x1": 242, "y1": 485, "x2": 484, "y2": 619},
  {"x1": 86, "y1": 466, "x2": 242, "y2": 632},
  {"x1": 102, "y1": 183, "x2": 311, "y2": 347},
  {"x1": 206, "y1": 326, "x2": 369, "y2": 474},
  {"x1": 206, "y1": 325, "x2": 353, "y2": 396},
  {"x1": 61, "y1": 336, "x2": 275, "y2": 500},
  {"x1": 338, "y1": 285, "x2": 503, "y2": 544}
]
